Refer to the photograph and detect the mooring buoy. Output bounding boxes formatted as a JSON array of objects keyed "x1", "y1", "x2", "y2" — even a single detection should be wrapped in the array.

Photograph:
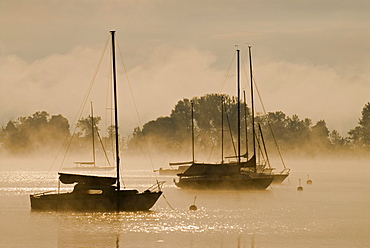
[
  {"x1": 306, "y1": 174, "x2": 312, "y2": 185},
  {"x1": 189, "y1": 196, "x2": 197, "y2": 210},
  {"x1": 297, "y1": 178, "x2": 303, "y2": 191}
]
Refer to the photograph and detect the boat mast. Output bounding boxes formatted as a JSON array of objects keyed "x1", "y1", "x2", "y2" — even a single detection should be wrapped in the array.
[
  {"x1": 237, "y1": 48, "x2": 241, "y2": 163},
  {"x1": 91, "y1": 101, "x2": 96, "y2": 167},
  {"x1": 111, "y1": 30, "x2": 120, "y2": 191},
  {"x1": 221, "y1": 96, "x2": 224, "y2": 164},
  {"x1": 191, "y1": 101, "x2": 195, "y2": 163},
  {"x1": 243, "y1": 91, "x2": 249, "y2": 159},
  {"x1": 248, "y1": 46, "x2": 256, "y2": 160}
]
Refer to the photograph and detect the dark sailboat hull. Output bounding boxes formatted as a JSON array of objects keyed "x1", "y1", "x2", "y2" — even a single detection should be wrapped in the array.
[
  {"x1": 30, "y1": 190, "x2": 162, "y2": 212},
  {"x1": 174, "y1": 175, "x2": 273, "y2": 190}
]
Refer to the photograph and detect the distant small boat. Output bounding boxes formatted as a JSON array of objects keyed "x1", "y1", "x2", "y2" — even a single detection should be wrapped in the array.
[
  {"x1": 70, "y1": 102, "x2": 115, "y2": 171},
  {"x1": 72, "y1": 161, "x2": 115, "y2": 170},
  {"x1": 30, "y1": 31, "x2": 163, "y2": 211},
  {"x1": 154, "y1": 162, "x2": 190, "y2": 175}
]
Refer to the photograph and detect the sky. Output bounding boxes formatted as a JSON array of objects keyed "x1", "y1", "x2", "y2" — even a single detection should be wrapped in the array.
[{"x1": 1, "y1": 0, "x2": 370, "y2": 137}]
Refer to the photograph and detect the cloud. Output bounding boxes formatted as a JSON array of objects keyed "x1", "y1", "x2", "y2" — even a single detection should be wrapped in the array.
[
  {"x1": 252, "y1": 59, "x2": 370, "y2": 135},
  {"x1": 2, "y1": 41, "x2": 369, "y2": 138},
  {"x1": 0, "y1": 46, "x2": 100, "y2": 125},
  {"x1": 2, "y1": 0, "x2": 370, "y2": 138},
  {"x1": 0, "y1": 43, "x2": 224, "y2": 136}
]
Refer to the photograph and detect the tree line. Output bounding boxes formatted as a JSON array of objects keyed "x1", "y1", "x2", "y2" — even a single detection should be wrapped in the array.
[
  {"x1": 127, "y1": 94, "x2": 370, "y2": 158},
  {"x1": 1, "y1": 93, "x2": 370, "y2": 157}
]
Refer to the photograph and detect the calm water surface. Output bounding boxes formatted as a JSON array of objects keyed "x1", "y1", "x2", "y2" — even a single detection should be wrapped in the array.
[{"x1": 0, "y1": 159, "x2": 369, "y2": 247}]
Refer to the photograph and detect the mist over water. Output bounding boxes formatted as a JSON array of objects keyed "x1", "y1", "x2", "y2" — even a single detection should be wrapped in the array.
[{"x1": 0, "y1": 157, "x2": 369, "y2": 247}]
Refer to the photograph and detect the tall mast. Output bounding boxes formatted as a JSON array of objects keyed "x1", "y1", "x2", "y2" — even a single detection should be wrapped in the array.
[
  {"x1": 90, "y1": 101, "x2": 96, "y2": 167},
  {"x1": 237, "y1": 48, "x2": 241, "y2": 163},
  {"x1": 248, "y1": 46, "x2": 256, "y2": 158},
  {"x1": 191, "y1": 101, "x2": 195, "y2": 163},
  {"x1": 221, "y1": 96, "x2": 224, "y2": 164},
  {"x1": 111, "y1": 30, "x2": 120, "y2": 191},
  {"x1": 243, "y1": 91, "x2": 249, "y2": 159}
]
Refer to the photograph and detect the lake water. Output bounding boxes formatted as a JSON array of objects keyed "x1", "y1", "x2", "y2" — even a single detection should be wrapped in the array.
[{"x1": 0, "y1": 158, "x2": 369, "y2": 247}]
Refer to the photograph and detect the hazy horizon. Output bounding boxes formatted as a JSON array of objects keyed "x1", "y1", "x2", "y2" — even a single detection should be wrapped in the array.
[{"x1": 1, "y1": 1, "x2": 370, "y2": 137}]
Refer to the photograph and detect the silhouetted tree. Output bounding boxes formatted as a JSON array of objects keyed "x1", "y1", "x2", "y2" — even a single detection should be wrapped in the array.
[
  {"x1": 348, "y1": 102, "x2": 370, "y2": 148},
  {"x1": 309, "y1": 120, "x2": 331, "y2": 152},
  {"x1": 329, "y1": 130, "x2": 347, "y2": 148},
  {"x1": 0, "y1": 111, "x2": 70, "y2": 154},
  {"x1": 127, "y1": 94, "x2": 243, "y2": 156},
  {"x1": 76, "y1": 116, "x2": 101, "y2": 139}
]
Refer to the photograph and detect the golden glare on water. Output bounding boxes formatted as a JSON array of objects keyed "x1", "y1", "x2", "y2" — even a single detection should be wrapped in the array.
[{"x1": 0, "y1": 159, "x2": 369, "y2": 247}]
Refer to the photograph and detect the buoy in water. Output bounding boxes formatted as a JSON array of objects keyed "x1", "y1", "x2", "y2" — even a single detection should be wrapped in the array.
[
  {"x1": 189, "y1": 196, "x2": 197, "y2": 210},
  {"x1": 297, "y1": 178, "x2": 303, "y2": 191},
  {"x1": 189, "y1": 204, "x2": 197, "y2": 210},
  {"x1": 306, "y1": 174, "x2": 312, "y2": 185}
]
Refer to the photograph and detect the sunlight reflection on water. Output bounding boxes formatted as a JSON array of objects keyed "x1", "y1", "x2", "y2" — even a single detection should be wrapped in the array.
[{"x1": 0, "y1": 162, "x2": 369, "y2": 247}]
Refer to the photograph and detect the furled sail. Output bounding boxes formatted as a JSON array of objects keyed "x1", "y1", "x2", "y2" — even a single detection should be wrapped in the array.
[{"x1": 59, "y1": 173, "x2": 116, "y2": 186}]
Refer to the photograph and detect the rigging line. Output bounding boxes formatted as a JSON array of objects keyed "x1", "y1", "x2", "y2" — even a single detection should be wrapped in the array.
[
  {"x1": 240, "y1": 45, "x2": 286, "y2": 169},
  {"x1": 218, "y1": 53, "x2": 236, "y2": 93},
  {"x1": 58, "y1": 36, "x2": 110, "y2": 171},
  {"x1": 162, "y1": 193, "x2": 175, "y2": 210},
  {"x1": 96, "y1": 131, "x2": 112, "y2": 167},
  {"x1": 206, "y1": 138, "x2": 216, "y2": 162},
  {"x1": 59, "y1": 133, "x2": 77, "y2": 171},
  {"x1": 240, "y1": 47, "x2": 251, "y2": 91},
  {"x1": 116, "y1": 42, "x2": 157, "y2": 176},
  {"x1": 204, "y1": 52, "x2": 237, "y2": 162},
  {"x1": 47, "y1": 134, "x2": 70, "y2": 173},
  {"x1": 225, "y1": 111, "x2": 237, "y2": 157},
  {"x1": 77, "y1": 36, "x2": 111, "y2": 130},
  {"x1": 252, "y1": 76, "x2": 287, "y2": 169},
  {"x1": 255, "y1": 129, "x2": 267, "y2": 165},
  {"x1": 206, "y1": 52, "x2": 235, "y2": 163},
  {"x1": 258, "y1": 123, "x2": 271, "y2": 169}
]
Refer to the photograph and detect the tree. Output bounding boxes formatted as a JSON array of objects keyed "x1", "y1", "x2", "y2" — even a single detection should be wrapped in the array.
[
  {"x1": 310, "y1": 120, "x2": 331, "y2": 150},
  {"x1": 329, "y1": 130, "x2": 346, "y2": 148},
  {"x1": 127, "y1": 93, "x2": 243, "y2": 156},
  {"x1": 283, "y1": 114, "x2": 311, "y2": 150},
  {"x1": 0, "y1": 112, "x2": 71, "y2": 154},
  {"x1": 76, "y1": 116, "x2": 101, "y2": 139},
  {"x1": 348, "y1": 102, "x2": 370, "y2": 147}
]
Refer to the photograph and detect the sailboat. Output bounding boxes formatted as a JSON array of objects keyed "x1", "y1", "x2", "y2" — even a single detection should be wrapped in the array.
[
  {"x1": 73, "y1": 102, "x2": 115, "y2": 170},
  {"x1": 244, "y1": 46, "x2": 290, "y2": 184},
  {"x1": 30, "y1": 31, "x2": 163, "y2": 211},
  {"x1": 153, "y1": 162, "x2": 190, "y2": 176},
  {"x1": 174, "y1": 48, "x2": 273, "y2": 190}
]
